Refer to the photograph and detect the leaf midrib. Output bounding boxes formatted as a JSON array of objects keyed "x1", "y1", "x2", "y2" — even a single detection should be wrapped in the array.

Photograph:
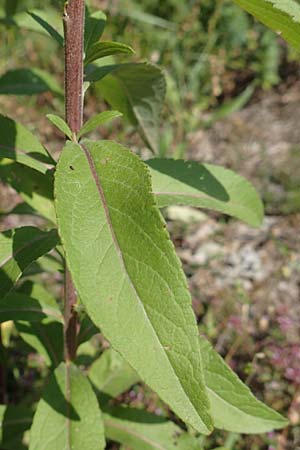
[{"x1": 81, "y1": 143, "x2": 206, "y2": 431}]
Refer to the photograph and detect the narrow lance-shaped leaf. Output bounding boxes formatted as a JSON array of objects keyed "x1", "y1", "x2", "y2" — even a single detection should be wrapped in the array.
[
  {"x1": 199, "y1": 336, "x2": 289, "y2": 433},
  {"x1": 95, "y1": 63, "x2": 166, "y2": 153},
  {"x1": 0, "y1": 227, "x2": 58, "y2": 299},
  {"x1": 10, "y1": 8, "x2": 63, "y2": 38},
  {"x1": 147, "y1": 159, "x2": 264, "y2": 227},
  {"x1": 55, "y1": 140, "x2": 213, "y2": 434},
  {"x1": 0, "y1": 114, "x2": 55, "y2": 174},
  {"x1": 0, "y1": 68, "x2": 63, "y2": 96},
  {"x1": 104, "y1": 407, "x2": 202, "y2": 450},
  {"x1": 233, "y1": 0, "x2": 300, "y2": 49},
  {"x1": 89, "y1": 348, "x2": 139, "y2": 398},
  {"x1": 85, "y1": 41, "x2": 135, "y2": 65},
  {"x1": 46, "y1": 114, "x2": 73, "y2": 140},
  {"x1": 78, "y1": 110, "x2": 122, "y2": 138},
  {"x1": 0, "y1": 292, "x2": 63, "y2": 323},
  {"x1": 28, "y1": 11, "x2": 64, "y2": 46},
  {"x1": 29, "y1": 362, "x2": 105, "y2": 450}
]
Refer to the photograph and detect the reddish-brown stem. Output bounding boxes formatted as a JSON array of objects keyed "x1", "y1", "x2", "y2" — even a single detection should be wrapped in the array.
[{"x1": 63, "y1": 0, "x2": 85, "y2": 361}]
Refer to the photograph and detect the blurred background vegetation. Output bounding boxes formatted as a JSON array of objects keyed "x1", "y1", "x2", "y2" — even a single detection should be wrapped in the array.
[{"x1": 1, "y1": 1, "x2": 300, "y2": 449}]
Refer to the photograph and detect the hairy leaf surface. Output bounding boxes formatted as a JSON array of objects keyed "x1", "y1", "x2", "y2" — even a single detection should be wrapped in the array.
[
  {"x1": 104, "y1": 407, "x2": 201, "y2": 450},
  {"x1": 147, "y1": 159, "x2": 264, "y2": 227},
  {"x1": 200, "y1": 336, "x2": 289, "y2": 433},
  {"x1": 0, "y1": 227, "x2": 58, "y2": 299},
  {"x1": 55, "y1": 140, "x2": 212, "y2": 434},
  {"x1": 29, "y1": 362, "x2": 105, "y2": 450},
  {"x1": 0, "y1": 114, "x2": 54, "y2": 173},
  {"x1": 234, "y1": 0, "x2": 300, "y2": 49}
]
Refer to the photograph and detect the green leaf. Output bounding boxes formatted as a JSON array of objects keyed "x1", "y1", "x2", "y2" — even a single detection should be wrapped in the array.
[
  {"x1": 147, "y1": 159, "x2": 264, "y2": 227},
  {"x1": 200, "y1": 336, "x2": 289, "y2": 433},
  {"x1": 46, "y1": 114, "x2": 73, "y2": 140},
  {"x1": 0, "y1": 227, "x2": 58, "y2": 299},
  {"x1": 96, "y1": 63, "x2": 166, "y2": 153},
  {"x1": 11, "y1": 8, "x2": 63, "y2": 38},
  {"x1": 104, "y1": 407, "x2": 202, "y2": 450},
  {"x1": 0, "y1": 114, "x2": 55, "y2": 174},
  {"x1": 78, "y1": 111, "x2": 122, "y2": 138},
  {"x1": 84, "y1": 9, "x2": 107, "y2": 53},
  {"x1": 0, "y1": 68, "x2": 63, "y2": 96},
  {"x1": 89, "y1": 348, "x2": 139, "y2": 398},
  {"x1": 85, "y1": 64, "x2": 119, "y2": 83},
  {"x1": 4, "y1": 0, "x2": 18, "y2": 17},
  {"x1": 233, "y1": 0, "x2": 300, "y2": 49},
  {"x1": 77, "y1": 314, "x2": 99, "y2": 345},
  {"x1": 0, "y1": 161, "x2": 56, "y2": 223},
  {"x1": 0, "y1": 292, "x2": 63, "y2": 323},
  {"x1": 29, "y1": 362, "x2": 105, "y2": 450},
  {"x1": 55, "y1": 140, "x2": 213, "y2": 434},
  {"x1": 85, "y1": 41, "x2": 135, "y2": 65},
  {"x1": 0, "y1": 405, "x2": 33, "y2": 450},
  {"x1": 28, "y1": 11, "x2": 64, "y2": 46},
  {"x1": 16, "y1": 319, "x2": 63, "y2": 367}
]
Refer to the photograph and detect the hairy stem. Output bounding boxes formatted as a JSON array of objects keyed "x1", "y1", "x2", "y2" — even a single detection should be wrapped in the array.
[
  {"x1": 0, "y1": 325, "x2": 7, "y2": 404},
  {"x1": 63, "y1": 0, "x2": 85, "y2": 361}
]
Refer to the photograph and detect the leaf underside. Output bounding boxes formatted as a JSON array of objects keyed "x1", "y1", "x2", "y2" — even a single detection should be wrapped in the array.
[
  {"x1": 55, "y1": 140, "x2": 212, "y2": 434},
  {"x1": 147, "y1": 159, "x2": 264, "y2": 227}
]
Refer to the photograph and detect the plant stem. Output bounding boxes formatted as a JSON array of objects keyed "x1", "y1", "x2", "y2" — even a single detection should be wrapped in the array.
[{"x1": 63, "y1": 0, "x2": 85, "y2": 361}]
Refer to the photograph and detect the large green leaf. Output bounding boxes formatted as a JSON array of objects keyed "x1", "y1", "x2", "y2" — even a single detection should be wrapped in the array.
[
  {"x1": 29, "y1": 362, "x2": 105, "y2": 450},
  {"x1": 55, "y1": 140, "x2": 213, "y2": 434},
  {"x1": 147, "y1": 159, "x2": 264, "y2": 227},
  {"x1": 0, "y1": 114, "x2": 54, "y2": 174},
  {"x1": 16, "y1": 319, "x2": 63, "y2": 367},
  {"x1": 200, "y1": 336, "x2": 288, "y2": 433},
  {"x1": 0, "y1": 68, "x2": 63, "y2": 96},
  {"x1": 89, "y1": 348, "x2": 139, "y2": 398},
  {"x1": 233, "y1": 0, "x2": 300, "y2": 49},
  {"x1": 0, "y1": 292, "x2": 62, "y2": 323},
  {"x1": 96, "y1": 63, "x2": 166, "y2": 153},
  {"x1": 104, "y1": 407, "x2": 202, "y2": 450},
  {"x1": 0, "y1": 227, "x2": 58, "y2": 299},
  {"x1": 0, "y1": 161, "x2": 56, "y2": 223},
  {"x1": 0, "y1": 405, "x2": 33, "y2": 450},
  {"x1": 85, "y1": 41, "x2": 135, "y2": 65}
]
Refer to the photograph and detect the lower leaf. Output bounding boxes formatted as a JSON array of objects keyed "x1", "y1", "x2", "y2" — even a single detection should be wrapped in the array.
[{"x1": 29, "y1": 362, "x2": 105, "y2": 450}]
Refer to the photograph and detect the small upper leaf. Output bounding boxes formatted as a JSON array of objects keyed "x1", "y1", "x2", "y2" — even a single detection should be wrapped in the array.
[
  {"x1": 0, "y1": 227, "x2": 58, "y2": 299},
  {"x1": 29, "y1": 362, "x2": 105, "y2": 450},
  {"x1": 55, "y1": 140, "x2": 213, "y2": 434},
  {"x1": 233, "y1": 0, "x2": 300, "y2": 49},
  {"x1": 78, "y1": 111, "x2": 122, "y2": 138},
  {"x1": 28, "y1": 11, "x2": 64, "y2": 46},
  {"x1": 0, "y1": 114, "x2": 54, "y2": 174},
  {"x1": 46, "y1": 114, "x2": 73, "y2": 140},
  {"x1": 200, "y1": 336, "x2": 289, "y2": 433},
  {"x1": 95, "y1": 63, "x2": 166, "y2": 153},
  {"x1": 85, "y1": 41, "x2": 135, "y2": 65},
  {"x1": 147, "y1": 159, "x2": 264, "y2": 227}
]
